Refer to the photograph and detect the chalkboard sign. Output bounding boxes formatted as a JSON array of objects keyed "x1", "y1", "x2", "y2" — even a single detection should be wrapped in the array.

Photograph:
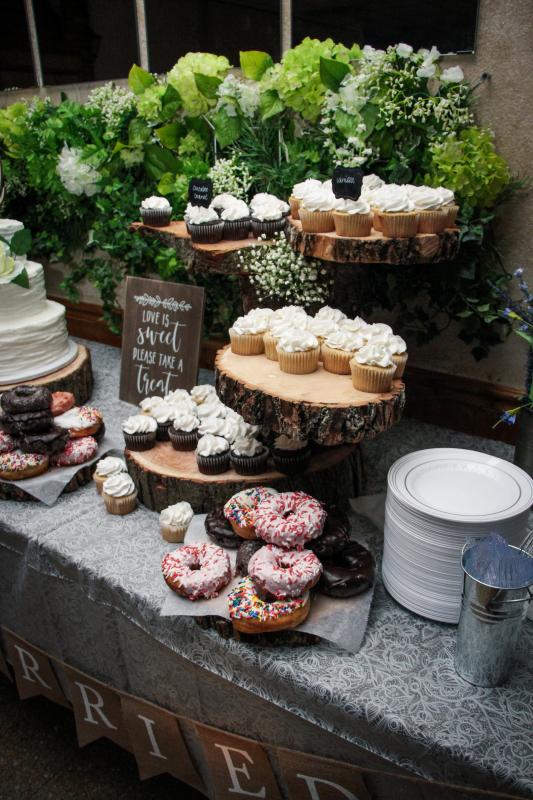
[
  {"x1": 119, "y1": 276, "x2": 205, "y2": 405},
  {"x1": 188, "y1": 178, "x2": 213, "y2": 207},
  {"x1": 332, "y1": 167, "x2": 363, "y2": 201}
]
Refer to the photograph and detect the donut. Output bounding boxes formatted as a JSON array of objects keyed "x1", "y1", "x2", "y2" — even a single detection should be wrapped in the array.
[
  {"x1": 0, "y1": 430, "x2": 16, "y2": 454},
  {"x1": 51, "y1": 436, "x2": 98, "y2": 467},
  {"x1": 236, "y1": 540, "x2": 264, "y2": 576},
  {"x1": 205, "y1": 508, "x2": 241, "y2": 548},
  {"x1": 318, "y1": 541, "x2": 375, "y2": 598},
  {"x1": 248, "y1": 545, "x2": 322, "y2": 599},
  {"x1": 308, "y1": 510, "x2": 350, "y2": 559},
  {"x1": 1, "y1": 409, "x2": 53, "y2": 435},
  {"x1": 0, "y1": 450, "x2": 49, "y2": 480},
  {"x1": 1, "y1": 385, "x2": 51, "y2": 414},
  {"x1": 223, "y1": 487, "x2": 278, "y2": 539},
  {"x1": 50, "y1": 391, "x2": 75, "y2": 416},
  {"x1": 162, "y1": 543, "x2": 231, "y2": 600},
  {"x1": 228, "y1": 577, "x2": 310, "y2": 634},
  {"x1": 54, "y1": 405, "x2": 103, "y2": 438},
  {"x1": 254, "y1": 491, "x2": 326, "y2": 550},
  {"x1": 20, "y1": 426, "x2": 69, "y2": 455}
]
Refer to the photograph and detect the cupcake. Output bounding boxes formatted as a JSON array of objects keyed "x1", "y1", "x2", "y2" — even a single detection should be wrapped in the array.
[
  {"x1": 437, "y1": 187, "x2": 459, "y2": 227},
  {"x1": 299, "y1": 185, "x2": 337, "y2": 233},
  {"x1": 169, "y1": 410, "x2": 199, "y2": 451},
  {"x1": 151, "y1": 402, "x2": 176, "y2": 441},
  {"x1": 196, "y1": 434, "x2": 230, "y2": 475},
  {"x1": 339, "y1": 316, "x2": 367, "y2": 334},
  {"x1": 250, "y1": 193, "x2": 289, "y2": 222},
  {"x1": 408, "y1": 186, "x2": 449, "y2": 233},
  {"x1": 140, "y1": 196, "x2": 172, "y2": 227},
  {"x1": 375, "y1": 189, "x2": 419, "y2": 238},
  {"x1": 221, "y1": 199, "x2": 251, "y2": 240},
  {"x1": 229, "y1": 314, "x2": 268, "y2": 355},
  {"x1": 387, "y1": 334, "x2": 408, "y2": 378},
  {"x1": 263, "y1": 318, "x2": 297, "y2": 361},
  {"x1": 350, "y1": 342, "x2": 396, "y2": 393},
  {"x1": 198, "y1": 415, "x2": 227, "y2": 438},
  {"x1": 276, "y1": 330, "x2": 320, "y2": 375},
  {"x1": 230, "y1": 436, "x2": 269, "y2": 475},
  {"x1": 93, "y1": 456, "x2": 127, "y2": 494},
  {"x1": 321, "y1": 330, "x2": 365, "y2": 375},
  {"x1": 102, "y1": 473, "x2": 138, "y2": 515},
  {"x1": 315, "y1": 305, "x2": 347, "y2": 325},
  {"x1": 190, "y1": 384, "x2": 217, "y2": 405},
  {"x1": 185, "y1": 205, "x2": 224, "y2": 243},
  {"x1": 160, "y1": 501, "x2": 194, "y2": 543},
  {"x1": 289, "y1": 179, "x2": 322, "y2": 220},
  {"x1": 272, "y1": 434, "x2": 311, "y2": 475},
  {"x1": 139, "y1": 395, "x2": 164, "y2": 415},
  {"x1": 332, "y1": 197, "x2": 373, "y2": 237},
  {"x1": 210, "y1": 193, "x2": 240, "y2": 213},
  {"x1": 250, "y1": 196, "x2": 287, "y2": 238},
  {"x1": 122, "y1": 414, "x2": 157, "y2": 451},
  {"x1": 307, "y1": 316, "x2": 338, "y2": 345},
  {"x1": 360, "y1": 322, "x2": 394, "y2": 343}
]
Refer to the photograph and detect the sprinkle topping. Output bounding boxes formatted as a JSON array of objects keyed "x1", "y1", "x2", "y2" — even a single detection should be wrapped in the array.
[{"x1": 228, "y1": 577, "x2": 308, "y2": 622}]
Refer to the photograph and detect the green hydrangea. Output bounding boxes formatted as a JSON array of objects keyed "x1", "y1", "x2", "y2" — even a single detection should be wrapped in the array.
[
  {"x1": 178, "y1": 130, "x2": 208, "y2": 159},
  {"x1": 167, "y1": 52, "x2": 230, "y2": 116},
  {"x1": 136, "y1": 83, "x2": 166, "y2": 121}
]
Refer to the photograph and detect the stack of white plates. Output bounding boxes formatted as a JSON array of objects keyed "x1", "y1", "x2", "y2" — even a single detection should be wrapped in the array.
[{"x1": 382, "y1": 448, "x2": 533, "y2": 623}]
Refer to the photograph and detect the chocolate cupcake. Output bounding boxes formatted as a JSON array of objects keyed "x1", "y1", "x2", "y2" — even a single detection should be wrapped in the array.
[
  {"x1": 221, "y1": 199, "x2": 251, "y2": 240},
  {"x1": 140, "y1": 196, "x2": 172, "y2": 227},
  {"x1": 169, "y1": 410, "x2": 199, "y2": 451},
  {"x1": 122, "y1": 414, "x2": 157, "y2": 451},
  {"x1": 230, "y1": 436, "x2": 269, "y2": 475},
  {"x1": 186, "y1": 206, "x2": 224, "y2": 243},
  {"x1": 196, "y1": 434, "x2": 230, "y2": 475},
  {"x1": 272, "y1": 434, "x2": 310, "y2": 475},
  {"x1": 205, "y1": 508, "x2": 241, "y2": 548},
  {"x1": 151, "y1": 403, "x2": 175, "y2": 441}
]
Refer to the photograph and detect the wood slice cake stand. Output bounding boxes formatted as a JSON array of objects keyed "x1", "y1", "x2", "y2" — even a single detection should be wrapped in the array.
[
  {"x1": 0, "y1": 344, "x2": 93, "y2": 405},
  {"x1": 126, "y1": 442, "x2": 363, "y2": 513},
  {"x1": 215, "y1": 346, "x2": 405, "y2": 446}
]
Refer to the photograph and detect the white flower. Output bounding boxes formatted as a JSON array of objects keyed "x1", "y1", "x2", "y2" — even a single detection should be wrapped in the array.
[
  {"x1": 417, "y1": 63, "x2": 436, "y2": 79},
  {"x1": 396, "y1": 43, "x2": 413, "y2": 58},
  {"x1": 440, "y1": 66, "x2": 464, "y2": 83},
  {"x1": 57, "y1": 145, "x2": 100, "y2": 197},
  {"x1": 0, "y1": 244, "x2": 25, "y2": 284}
]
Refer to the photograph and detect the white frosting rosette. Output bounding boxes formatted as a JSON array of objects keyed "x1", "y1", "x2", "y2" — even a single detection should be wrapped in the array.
[
  {"x1": 150, "y1": 403, "x2": 178, "y2": 424},
  {"x1": 231, "y1": 436, "x2": 264, "y2": 457},
  {"x1": 141, "y1": 196, "x2": 170, "y2": 210},
  {"x1": 324, "y1": 329, "x2": 365, "y2": 352},
  {"x1": 360, "y1": 322, "x2": 394, "y2": 342},
  {"x1": 291, "y1": 178, "x2": 322, "y2": 200},
  {"x1": 190, "y1": 384, "x2": 217, "y2": 404},
  {"x1": 251, "y1": 196, "x2": 283, "y2": 221},
  {"x1": 315, "y1": 305, "x2": 347, "y2": 324},
  {"x1": 196, "y1": 399, "x2": 227, "y2": 419},
  {"x1": 210, "y1": 193, "x2": 240, "y2": 210},
  {"x1": 221, "y1": 199, "x2": 250, "y2": 221},
  {"x1": 306, "y1": 317, "x2": 338, "y2": 339},
  {"x1": 340, "y1": 316, "x2": 366, "y2": 333},
  {"x1": 270, "y1": 305, "x2": 308, "y2": 324},
  {"x1": 160, "y1": 501, "x2": 194, "y2": 529},
  {"x1": 198, "y1": 416, "x2": 227, "y2": 437},
  {"x1": 95, "y1": 456, "x2": 126, "y2": 477},
  {"x1": 354, "y1": 342, "x2": 394, "y2": 368},
  {"x1": 386, "y1": 334, "x2": 407, "y2": 354},
  {"x1": 122, "y1": 414, "x2": 157, "y2": 434},
  {"x1": 300, "y1": 186, "x2": 337, "y2": 212},
  {"x1": 196, "y1": 433, "x2": 229, "y2": 456},
  {"x1": 437, "y1": 187, "x2": 455, "y2": 206},
  {"x1": 230, "y1": 314, "x2": 270, "y2": 335},
  {"x1": 333, "y1": 197, "x2": 371, "y2": 215},
  {"x1": 186, "y1": 206, "x2": 220, "y2": 224},
  {"x1": 172, "y1": 411, "x2": 199, "y2": 432},
  {"x1": 373, "y1": 188, "x2": 414, "y2": 213},
  {"x1": 102, "y1": 473, "x2": 136, "y2": 497},
  {"x1": 277, "y1": 329, "x2": 319, "y2": 353},
  {"x1": 139, "y1": 395, "x2": 165, "y2": 413},
  {"x1": 408, "y1": 186, "x2": 443, "y2": 210}
]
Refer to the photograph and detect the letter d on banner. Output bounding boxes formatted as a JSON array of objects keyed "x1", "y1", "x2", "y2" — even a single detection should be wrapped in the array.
[
  {"x1": 277, "y1": 748, "x2": 371, "y2": 800},
  {"x1": 3, "y1": 628, "x2": 68, "y2": 707},
  {"x1": 63, "y1": 664, "x2": 128, "y2": 749},
  {"x1": 196, "y1": 722, "x2": 282, "y2": 800}
]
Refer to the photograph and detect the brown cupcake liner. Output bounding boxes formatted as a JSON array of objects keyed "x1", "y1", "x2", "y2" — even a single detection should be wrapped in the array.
[
  {"x1": 140, "y1": 208, "x2": 172, "y2": 227},
  {"x1": 169, "y1": 428, "x2": 198, "y2": 451},
  {"x1": 156, "y1": 421, "x2": 172, "y2": 441},
  {"x1": 350, "y1": 359, "x2": 396, "y2": 393},
  {"x1": 93, "y1": 473, "x2": 107, "y2": 495},
  {"x1": 332, "y1": 211, "x2": 373, "y2": 238},
  {"x1": 289, "y1": 196, "x2": 300, "y2": 220},
  {"x1": 197, "y1": 452, "x2": 230, "y2": 475},
  {"x1": 417, "y1": 208, "x2": 449, "y2": 234},
  {"x1": 123, "y1": 431, "x2": 157, "y2": 451},
  {"x1": 230, "y1": 448, "x2": 270, "y2": 476},
  {"x1": 272, "y1": 446, "x2": 311, "y2": 476},
  {"x1": 372, "y1": 209, "x2": 382, "y2": 232},
  {"x1": 230, "y1": 330, "x2": 265, "y2": 355},
  {"x1": 377, "y1": 212, "x2": 419, "y2": 238},
  {"x1": 186, "y1": 220, "x2": 224, "y2": 243},
  {"x1": 251, "y1": 217, "x2": 286, "y2": 238},
  {"x1": 299, "y1": 207, "x2": 335, "y2": 233},
  {"x1": 103, "y1": 490, "x2": 138, "y2": 516},
  {"x1": 320, "y1": 344, "x2": 353, "y2": 375},
  {"x1": 393, "y1": 352, "x2": 408, "y2": 379},
  {"x1": 263, "y1": 332, "x2": 279, "y2": 361},
  {"x1": 444, "y1": 204, "x2": 459, "y2": 228},
  {"x1": 223, "y1": 218, "x2": 251, "y2": 240},
  {"x1": 277, "y1": 346, "x2": 320, "y2": 374},
  {"x1": 160, "y1": 523, "x2": 189, "y2": 543}
]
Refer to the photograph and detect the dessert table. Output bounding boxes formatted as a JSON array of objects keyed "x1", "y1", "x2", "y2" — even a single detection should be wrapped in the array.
[{"x1": 1, "y1": 339, "x2": 532, "y2": 799}]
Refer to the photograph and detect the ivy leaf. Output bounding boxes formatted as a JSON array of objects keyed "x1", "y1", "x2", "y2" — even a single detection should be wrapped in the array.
[
  {"x1": 360, "y1": 102, "x2": 379, "y2": 136},
  {"x1": 11, "y1": 267, "x2": 29, "y2": 289},
  {"x1": 239, "y1": 50, "x2": 273, "y2": 81},
  {"x1": 260, "y1": 89, "x2": 284, "y2": 120},
  {"x1": 157, "y1": 171, "x2": 177, "y2": 196},
  {"x1": 143, "y1": 144, "x2": 181, "y2": 180},
  {"x1": 319, "y1": 57, "x2": 350, "y2": 92},
  {"x1": 155, "y1": 121, "x2": 185, "y2": 150},
  {"x1": 9, "y1": 228, "x2": 32, "y2": 255},
  {"x1": 334, "y1": 109, "x2": 356, "y2": 138},
  {"x1": 160, "y1": 84, "x2": 181, "y2": 119},
  {"x1": 516, "y1": 330, "x2": 533, "y2": 349},
  {"x1": 128, "y1": 64, "x2": 155, "y2": 95},
  {"x1": 128, "y1": 118, "x2": 150, "y2": 147},
  {"x1": 194, "y1": 73, "x2": 222, "y2": 100},
  {"x1": 457, "y1": 309, "x2": 474, "y2": 318},
  {"x1": 212, "y1": 108, "x2": 242, "y2": 148}
]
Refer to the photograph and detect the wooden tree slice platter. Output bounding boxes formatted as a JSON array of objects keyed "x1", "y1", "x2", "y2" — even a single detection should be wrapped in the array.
[
  {"x1": 0, "y1": 462, "x2": 95, "y2": 502},
  {"x1": 0, "y1": 345, "x2": 93, "y2": 405},
  {"x1": 126, "y1": 441, "x2": 363, "y2": 513},
  {"x1": 287, "y1": 219, "x2": 460, "y2": 264},
  {"x1": 215, "y1": 346, "x2": 405, "y2": 446}
]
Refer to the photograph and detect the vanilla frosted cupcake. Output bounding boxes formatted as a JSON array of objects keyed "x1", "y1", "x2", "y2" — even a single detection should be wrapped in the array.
[
  {"x1": 230, "y1": 436, "x2": 269, "y2": 475},
  {"x1": 263, "y1": 318, "x2": 296, "y2": 361},
  {"x1": 437, "y1": 187, "x2": 459, "y2": 227},
  {"x1": 315, "y1": 305, "x2": 347, "y2": 325},
  {"x1": 321, "y1": 330, "x2": 365, "y2": 375},
  {"x1": 299, "y1": 185, "x2": 336, "y2": 233},
  {"x1": 332, "y1": 197, "x2": 373, "y2": 237},
  {"x1": 229, "y1": 314, "x2": 268, "y2": 355},
  {"x1": 374, "y1": 189, "x2": 418, "y2": 238},
  {"x1": 350, "y1": 342, "x2": 396, "y2": 393},
  {"x1": 185, "y1": 205, "x2": 224, "y2": 243},
  {"x1": 387, "y1": 334, "x2": 408, "y2": 378},
  {"x1": 102, "y1": 473, "x2": 138, "y2": 515},
  {"x1": 221, "y1": 198, "x2": 251, "y2": 240},
  {"x1": 196, "y1": 433, "x2": 230, "y2": 475},
  {"x1": 93, "y1": 456, "x2": 127, "y2": 494},
  {"x1": 122, "y1": 414, "x2": 157, "y2": 451},
  {"x1": 160, "y1": 501, "x2": 194, "y2": 543},
  {"x1": 276, "y1": 330, "x2": 320, "y2": 374},
  {"x1": 339, "y1": 316, "x2": 367, "y2": 334},
  {"x1": 289, "y1": 178, "x2": 322, "y2": 220},
  {"x1": 307, "y1": 316, "x2": 338, "y2": 345},
  {"x1": 409, "y1": 186, "x2": 448, "y2": 233},
  {"x1": 169, "y1": 410, "x2": 199, "y2": 451},
  {"x1": 140, "y1": 196, "x2": 172, "y2": 227}
]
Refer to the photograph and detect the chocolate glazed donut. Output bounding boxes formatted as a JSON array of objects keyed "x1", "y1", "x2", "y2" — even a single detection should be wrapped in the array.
[
  {"x1": 1, "y1": 409, "x2": 53, "y2": 435},
  {"x1": 318, "y1": 541, "x2": 375, "y2": 598},
  {"x1": 236, "y1": 540, "x2": 264, "y2": 576},
  {"x1": 205, "y1": 508, "x2": 241, "y2": 549},
  {"x1": 1, "y1": 385, "x2": 52, "y2": 414},
  {"x1": 20, "y1": 427, "x2": 69, "y2": 455},
  {"x1": 308, "y1": 509, "x2": 350, "y2": 559}
]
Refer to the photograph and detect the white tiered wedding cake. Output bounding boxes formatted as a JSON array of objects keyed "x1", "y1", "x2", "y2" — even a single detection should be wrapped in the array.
[{"x1": 0, "y1": 219, "x2": 76, "y2": 383}]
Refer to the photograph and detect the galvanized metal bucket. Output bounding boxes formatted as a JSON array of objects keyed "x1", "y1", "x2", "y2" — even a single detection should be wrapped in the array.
[{"x1": 455, "y1": 545, "x2": 533, "y2": 687}]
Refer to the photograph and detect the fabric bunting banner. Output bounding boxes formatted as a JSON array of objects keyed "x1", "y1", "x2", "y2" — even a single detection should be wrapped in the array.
[
  {"x1": 3, "y1": 628, "x2": 68, "y2": 707},
  {"x1": 277, "y1": 748, "x2": 371, "y2": 800}
]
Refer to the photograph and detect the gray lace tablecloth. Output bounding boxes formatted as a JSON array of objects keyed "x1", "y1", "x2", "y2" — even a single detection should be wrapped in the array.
[{"x1": 1, "y1": 339, "x2": 532, "y2": 798}]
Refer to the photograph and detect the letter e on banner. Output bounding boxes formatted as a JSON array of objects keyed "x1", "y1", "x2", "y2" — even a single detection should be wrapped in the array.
[
  {"x1": 121, "y1": 694, "x2": 204, "y2": 791},
  {"x1": 196, "y1": 722, "x2": 282, "y2": 800},
  {"x1": 277, "y1": 748, "x2": 371, "y2": 800},
  {"x1": 3, "y1": 628, "x2": 67, "y2": 706},
  {"x1": 63, "y1": 664, "x2": 128, "y2": 748}
]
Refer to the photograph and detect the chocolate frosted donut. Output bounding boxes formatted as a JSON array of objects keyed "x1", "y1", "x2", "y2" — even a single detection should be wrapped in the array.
[
  {"x1": 318, "y1": 541, "x2": 374, "y2": 598},
  {"x1": 308, "y1": 510, "x2": 350, "y2": 559},
  {"x1": 1, "y1": 409, "x2": 53, "y2": 435},
  {"x1": 205, "y1": 508, "x2": 241, "y2": 549},
  {"x1": 1, "y1": 385, "x2": 52, "y2": 414},
  {"x1": 236, "y1": 540, "x2": 264, "y2": 576},
  {"x1": 20, "y1": 426, "x2": 70, "y2": 455}
]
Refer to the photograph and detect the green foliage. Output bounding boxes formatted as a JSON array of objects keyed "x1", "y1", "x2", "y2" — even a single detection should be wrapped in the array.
[
  {"x1": 239, "y1": 51, "x2": 273, "y2": 81},
  {"x1": 167, "y1": 52, "x2": 231, "y2": 116}
]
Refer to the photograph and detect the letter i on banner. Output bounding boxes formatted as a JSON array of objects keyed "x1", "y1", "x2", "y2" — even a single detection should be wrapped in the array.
[
  {"x1": 196, "y1": 722, "x2": 283, "y2": 800},
  {"x1": 3, "y1": 628, "x2": 68, "y2": 706},
  {"x1": 63, "y1": 664, "x2": 128, "y2": 749},
  {"x1": 121, "y1": 694, "x2": 204, "y2": 792},
  {"x1": 277, "y1": 748, "x2": 371, "y2": 800}
]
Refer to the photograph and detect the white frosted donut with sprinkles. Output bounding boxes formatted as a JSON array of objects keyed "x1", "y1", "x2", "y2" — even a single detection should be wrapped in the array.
[
  {"x1": 0, "y1": 430, "x2": 16, "y2": 454},
  {"x1": 162, "y1": 543, "x2": 231, "y2": 600},
  {"x1": 51, "y1": 435, "x2": 98, "y2": 466},
  {"x1": 0, "y1": 450, "x2": 49, "y2": 480},
  {"x1": 248, "y1": 544, "x2": 322, "y2": 599},
  {"x1": 254, "y1": 491, "x2": 326, "y2": 550}
]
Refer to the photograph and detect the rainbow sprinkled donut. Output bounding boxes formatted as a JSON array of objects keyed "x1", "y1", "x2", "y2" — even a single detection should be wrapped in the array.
[{"x1": 228, "y1": 577, "x2": 310, "y2": 633}]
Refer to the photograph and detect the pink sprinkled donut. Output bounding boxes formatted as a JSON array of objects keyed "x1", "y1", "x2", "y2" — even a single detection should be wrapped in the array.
[
  {"x1": 0, "y1": 430, "x2": 16, "y2": 454},
  {"x1": 51, "y1": 435, "x2": 98, "y2": 466},
  {"x1": 255, "y1": 491, "x2": 326, "y2": 550},
  {"x1": 248, "y1": 544, "x2": 322, "y2": 599},
  {"x1": 162, "y1": 543, "x2": 231, "y2": 600}
]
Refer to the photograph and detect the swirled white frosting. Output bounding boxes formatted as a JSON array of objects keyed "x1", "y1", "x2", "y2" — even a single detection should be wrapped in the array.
[
  {"x1": 315, "y1": 306, "x2": 347, "y2": 324},
  {"x1": 190, "y1": 384, "x2": 216, "y2": 404},
  {"x1": 160, "y1": 501, "x2": 193, "y2": 528},
  {"x1": 173, "y1": 411, "x2": 199, "y2": 432},
  {"x1": 354, "y1": 342, "x2": 394, "y2": 367},
  {"x1": 151, "y1": 403, "x2": 177, "y2": 424},
  {"x1": 123, "y1": 414, "x2": 157, "y2": 434},
  {"x1": 362, "y1": 174, "x2": 384, "y2": 192},
  {"x1": 221, "y1": 199, "x2": 250, "y2": 221},
  {"x1": 268, "y1": 318, "x2": 299, "y2": 339},
  {"x1": 325, "y1": 329, "x2": 365, "y2": 351},
  {"x1": 198, "y1": 416, "x2": 227, "y2": 436},
  {"x1": 103, "y1": 473, "x2": 136, "y2": 497},
  {"x1": 333, "y1": 197, "x2": 371, "y2": 215},
  {"x1": 361, "y1": 322, "x2": 394, "y2": 341},
  {"x1": 436, "y1": 187, "x2": 455, "y2": 206},
  {"x1": 139, "y1": 395, "x2": 164, "y2": 413},
  {"x1": 250, "y1": 193, "x2": 288, "y2": 215},
  {"x1": 196, "y1": 399, "x2": 226, "y2": 419},
  {"x1": 386, "y1": 334, "x2": 407, "y2": 354},
  {"x1": 271, "y1": 305, "x2": 308, "y2": 324},
  {"x1": 277, "y1": 329, "x2": 319, "y2": 353},
  {"x1": 409, "y1": 186, "x2": 443, "y2": 210},
  {"x1": 274, "y1": 434, "x2": 308, "y2": 451},
  {"x1": 340, "y1": 316, "x2": 366, "y2": 333},
  {"x1": 141, "y1": 196, "x2": 170, "y2": 210},
  {"x1": 54, "y1": 408, "x2": 92, "y2": 430},
  {"x1": 373, "y1": 187, "x2": 414, "y2": 213},
  {"x1": 164, "y1": 388, "x2": 190, "y2": 403},
  {"x1": 252, "y1": 197, "x2": 283, "y2": 221},
  {"x1": 197, "y1": 433, "x2": 229, "y2": 456},
  {"x1": 306, "y1": 317, "x2": 338, "y2": 339},
  {"x1": 246, "y1": 307, "x2": 275, "y2": 327},
  {"x1": 211, "y1": 193, "x2": 240, "y2": 210},
  {"x1": 301, "y1": 186, "x2": 337, "y2": 212},
  {"x1": 187, "y1": 206, "x2": 219, "y2": 224},
  {"x1": 292, "y1": 179, "x2": 322, "y2": 200},
  {"x1": 96, "y1": 456, "x2": 127, "y2": 477},
  {"x1": 231, "y1": 436, "x2": 264, "y2": 457},
  {"x1": 231, "y1": 315, "x2": 270, "y2": 335},
  {"x1": 220, "y1": 416, "x2": 246, "y2": 443}
]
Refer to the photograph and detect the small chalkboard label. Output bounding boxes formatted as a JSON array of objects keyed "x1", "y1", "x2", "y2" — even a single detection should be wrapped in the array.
[
  {"x1": 119, "y1": 276, "x2": 205, "y2": 405},
  {"x1": 332, "y1": 167, "x2": 363, "y2": 201},
  {"x1": 188, "y1": 178, "x2": 213, "y2": 208}
]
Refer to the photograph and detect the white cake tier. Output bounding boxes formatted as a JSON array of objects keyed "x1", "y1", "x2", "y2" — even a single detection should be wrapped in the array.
[
  {"x1": 0, "y1": 260, "x2": 48, "y2": 321},
  {"x1": 0, "y1": 299, "x2": 76, "y2": 383}
]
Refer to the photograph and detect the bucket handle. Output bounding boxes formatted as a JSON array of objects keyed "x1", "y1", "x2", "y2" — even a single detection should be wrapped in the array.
[{"x1": 490, "y1": 586, "x2": 533, "y2": 606}]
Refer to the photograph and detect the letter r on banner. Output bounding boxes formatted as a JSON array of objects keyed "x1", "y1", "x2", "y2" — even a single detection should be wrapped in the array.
[
  {"x1": 63, "y1": 664, "x2": 127, "y2": 748},
  {"x1": 2, "y1": 628, "x2": 67, "y2": 706}
]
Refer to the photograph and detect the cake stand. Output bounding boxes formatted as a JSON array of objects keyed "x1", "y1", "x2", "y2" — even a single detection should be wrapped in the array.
[{"x1": 0, "y1": 344, "x2": 93, "y2": 405}]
